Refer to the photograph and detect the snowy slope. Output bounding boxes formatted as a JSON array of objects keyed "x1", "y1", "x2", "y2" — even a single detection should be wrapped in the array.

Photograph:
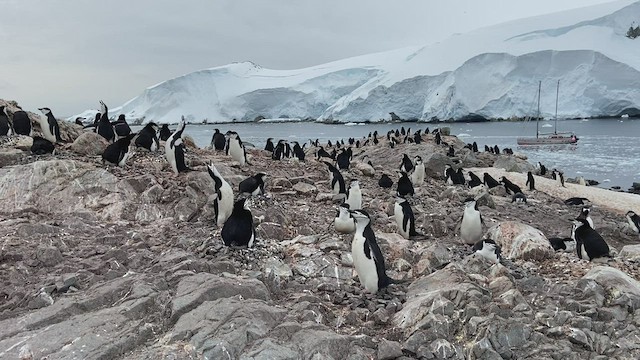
[{"x1": 74, "y1": 0, "x2": 640, "y2": 123}]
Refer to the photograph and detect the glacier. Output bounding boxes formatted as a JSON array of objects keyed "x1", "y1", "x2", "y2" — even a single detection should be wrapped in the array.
[{"x1": 74, "y1": 0, "x2": 640, "y2": 123}]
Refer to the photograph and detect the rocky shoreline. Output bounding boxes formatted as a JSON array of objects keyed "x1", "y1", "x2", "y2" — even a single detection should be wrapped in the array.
[{"x1": 1, "y1": 105, "x2": 640, "y2": 359}]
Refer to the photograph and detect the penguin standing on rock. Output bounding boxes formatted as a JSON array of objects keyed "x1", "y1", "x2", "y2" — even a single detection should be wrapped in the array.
[
  {"x1": 102, "y1": 133, "x2": 136, "y2": 166},
  {"x1": 349, "y1": 209, "x2": 394, "y2": 293},
  {"x1": 626, "y1": 211, "x2": 640, "y2": 235},
  {"x1": 410, "y1": 155, "x2": 425, "y2": 187},
  {"x1": 239, "y1": 173, "x2": 267, "y2": 196},
  {"x1": 225, "y1": 131, "x2": 247, "y2": 166},
  {"x1": 96, "y1": 101, "x2": 115, "y2": 142},
  {"x1": 12, "y1": 110, "x2": 32, "y2": 136},
  {"x1": 394, "y1": 197, "x2": 420, "y2": 239},
  {"x1": 345, "y1": 180, "x2": 363, "y2": 210},
  {"x1": 292, "y1": 141, "x2": 305, "y2": 161},
  {"x1": 207, "y1": 163, "x2": 234, "y2": 227},
  {"x1": 165, "y1": 118, "x2": 189, "y2": 174},
  {"x1": 526, "y1": 171, "x2": 535, "y2": 191},
  {"x1": 571, "y1": 218, "x2": 610, "y2": 261},
  {"x1": 264, "y1": 137, "x2": 275, "y2": 152},
  {"x1": 111, "y1": 114, "x2": 131, "y2": 138},
  {"x1": 333, "y1": 203, "x2": 356, "y2": 234},
  {"x1": 159, "y1": 124, "x2": 171, "y2": 141},
  {"x1": 221, "y1": 197, "x2": 256, "y2": 248},
  {"x1": 211, "y1": 129, "x2": 226, "y2": 151},
  {"x1": 36, "y1": 107, "x2": 61, "y2": 143},
  {"x1": 483, "y1": 173, "x2": 500, "y2": 189},
  {"x1": 0, "y1": 106, "x2": 12, "y2": 136},
  {"x1": 324, "y1": 161, "x2": 346, "y2": 196},
  {"x1": 397, "y1": 171, "x2": 414, "y2": 197},
  {"x1": 468, "y1": 171, "x2": 483, "y2": 188},
  {"x1": 578, "y1": 207, "x2": 594, "y2": 229},
  {"x1": 135, "y1": 123, "x2": 160, "y2": 151},
  {"x1": 472, "y1": 239, "x2": 501, "y2": 264},
  {"x1": 459, "y1": 198, "x2": 483, "y2": 245},
  {"x1": 400, "y1": 154, "x2": 414, "y2": 173}
]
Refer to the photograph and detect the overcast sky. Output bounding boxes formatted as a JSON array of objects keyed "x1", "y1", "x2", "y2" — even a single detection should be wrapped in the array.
[{"x1": 0, "y1": 0, "x2": 614, "y2": 116}]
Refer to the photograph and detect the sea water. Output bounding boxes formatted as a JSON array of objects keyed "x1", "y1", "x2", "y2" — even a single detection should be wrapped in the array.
[{"x1": 137, "y1": 118, "x2": 640, "y2": 190}]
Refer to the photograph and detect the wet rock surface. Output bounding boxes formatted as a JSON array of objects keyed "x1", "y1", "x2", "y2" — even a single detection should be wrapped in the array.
[{"x1": 1, "y1": 118, "x2": 640, "y2": 359}]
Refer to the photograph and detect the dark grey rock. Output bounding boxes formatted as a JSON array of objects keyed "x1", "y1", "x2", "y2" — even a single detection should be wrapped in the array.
[
  {"x1": 377, "y1": 339, "x2": 403, "y2": 360},
  {"x1": 36, "y1": 245, "x2": 63, "y2": 267}
]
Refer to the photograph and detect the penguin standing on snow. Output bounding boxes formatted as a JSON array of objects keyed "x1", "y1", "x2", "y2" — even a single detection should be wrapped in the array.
[
  {"x1": 324, "y1": 161, "x2": 346, "y2": 196},
  {"x1": 333, "y1": 203, "x2": 356, "y2": 234},
  {"x1": 159, "y1": 124, "x2": 171, "y2": 141},
  {"x1": 410, "y1": 155, "x2": 425, "y2": 187},
  {"x1": 459, "y1": 198, "x2": 483, "y2": 245},
  {"x1": 472, "y1": 239, "x2": 501, "y2": 264},
  {"x1": 378, "y1": 174, "x2": 393, "y2": 189},
  {"x1": 225, "y1": 131, "x2": 247, "y2": 166},
  {"x1": 96, "y1": 101, "x2": 115, "y2": 142},
  {"x1": 111, "y1": 114, "x2": 131, "y2": 138},
  {"x1": 394, "y1": 196, "x2": 420, "y2": 239},
  {"x1": 400, "y1": 154, "x2": 414, "y2": 173},
  {"x1": 239, "y1": 173, "x2": 267, "y2": 196},
  {"x1": 501, "y1": 176, "x2": 522, "y2": 195},
  {"x1": 165, "y1": 118, "x2": 189, "y2": 174},
  {"x1": 207, "y1": 163, "x2": 234, "y2": 227},
  {"x1": 135, "y1": 122, "x2": 160, "y2": 151},
  {"x1": 0, "y1": 106, "x2": 12, "y2": 136},
  {"x1": 211, "y1": 128, "x2": 226, "y2": 151},
  {"x1": 102, "y1": 133, "x2": 136, "y2": 166},
  {"x1": 12, "y1": 110, "x2": 32, "y2": 136},
  {"x1": 345, "y1": 180, "x2": 362, "y2": 210},
  {"x1": 571, "y1": 218, "x2": 610, "y2": 261},
  {"x1": 30, "y1": 136, "x2": 55, "y2": 155},
  {"x1": 36, "y1": 107, "x2": 61, "y2": 143},
  {"x1": 483, "y1": 173, "x2": 500, "y2": 189},
  {"x1": 349, "y1": 209, "x2": 393, "y2": 293},
  {"x1": 626, "y1": 210, "x2": 640, "y2": 235},
  {"x1": 221, "y1": 197, "x2": 256, "y2": 248},
  {"x1": 468, "y1": 171, "x2": 483, "y2": 188},
  {"x1": 397, "y1": 171, "x2": 414, "y2": 197},
  {"x1": 526, "y1": 171, "x2": 535, "y2": 191}
]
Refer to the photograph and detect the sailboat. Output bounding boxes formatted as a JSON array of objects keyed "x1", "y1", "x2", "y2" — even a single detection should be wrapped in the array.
[{"x1": 517, "y1": 80, "x2": 578, "y2": 146}]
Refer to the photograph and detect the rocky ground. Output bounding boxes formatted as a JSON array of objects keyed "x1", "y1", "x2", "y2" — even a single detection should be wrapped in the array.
[{"x1": 1, "y1": 109, "x2": 640, "y2": 359}]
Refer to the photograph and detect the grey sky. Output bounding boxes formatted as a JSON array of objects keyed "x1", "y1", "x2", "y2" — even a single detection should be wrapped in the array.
[{"x1": 0, "y1": 0, "x2": 613, "y2": 116}]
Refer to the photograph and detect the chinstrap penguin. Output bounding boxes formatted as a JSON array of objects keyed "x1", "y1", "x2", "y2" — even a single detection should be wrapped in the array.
[
  {"x1": 0, "y1": 106, "x2": 11, "y2": 136},
  {"x1": 324, "y1": 161, "x2": 346, "y2": 196},
  {"x1": 31, "y1": 136, "x2": 55, "y2": 155},
  {"x1": 626, "y1": 210, "x2": 640, "y2": 234},
  {"x1": 239, "y1": 173, "x2": 267, "y2": 196},
  {"x1": 102, "y1": 133, "x2": 136, "y2": 166},
  {"x1": 345, "y1": 180, "x2": 362, "y2": 210},
  {"x1": 221, "y1": 197, "x2": 256, "y2": 248},
  {"x1": 394, "y1": 197, "x2": 420, "y2": 239},
  {"x1": 378, "y1": 174, "x2": 393, "y2": 189},
  {"x1": 207, "y1": 163, "x2": 234, "y2": 227},
  {"x1": 571, "y1": 218, "x2": 610, "y2": 261},
  {"x1": 333, "y1": 203, "x2": 356, "y2": 234},
  {"x1": 548, "y1": 237, "x2": 576, "y2": 252},
  {"x1": 36, "y1": 107, "x2": 61, "y2": 143},
  {"x1": 349, "y1": 209, "x2": 393, "y2": 293},
  {"x1": 12, "y1": 110, "x2": 32, "y2": 136},
  {"x1": 410, "y1": 155, "x2": 425, "y2": 187},
  {"x1": 225, "y1": 131, "x2": 247, "y2": 166},
  {"x1": 165, "y1": 118, "x2": 189, "y2": 174},
  {"x1": 472, "y1": 239, "x2": 501, "y2": 264},
  {"x1": 135, "y1": 122, "x2": 160, "y2": 151},
  {"x1": 96, "y1": 101, "x2": 115, "y2": 142},
  {"x1": 459, "y1": 198, "x2": 483, "y2": 245},
  {"x1": 211, "y1": 129, "x2": 226, "y2": 150},
  {"x1": 397, "y1": 171, "x2": 414, "y2": 197},
  {"x1": 159, "y1": 124, "x2": 171, "y2": 141}
]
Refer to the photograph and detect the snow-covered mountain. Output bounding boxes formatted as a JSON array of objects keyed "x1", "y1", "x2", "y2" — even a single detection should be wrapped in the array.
[{"x1": 75, "y1": 0, "x2": 640, "y2": 123}]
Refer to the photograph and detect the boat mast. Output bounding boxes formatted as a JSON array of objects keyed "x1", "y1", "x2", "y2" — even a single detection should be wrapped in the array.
[
  {"x1": 536, "y1": 81, "x2": 541, "y2": 139},
  {"x1": 554, "y1": 79, "x2": 559, "y2": 135}
]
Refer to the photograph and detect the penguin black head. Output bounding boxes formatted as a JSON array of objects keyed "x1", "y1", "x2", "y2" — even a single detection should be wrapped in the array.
[
  {"x1": 145, "y1": 122, "x2": 159, "y2": 131},
  {"x1": 349, "y1": 179, "x2": 359, "y2": 188},
  {"x1": 255, "y1": 172, "x2": 267, "y2": 181},
  {"x1": 394, "y1": 196, "x2": 407, "y2": 204},
  {"x1": 38, "y1": 107, "x2": 52, "y2": 115},
  {"x1": 414, "y1": 155, "x2": 422, "y2": 164},
  {"x1": 627, "y1": 210, "x2": 638, "y2": 218},
  {"x1": 349, "y1": 209, "x2": 371, "y2": 221},
  {"x1": 118, "y1": 114, "x2": 125, "y2": 121}
]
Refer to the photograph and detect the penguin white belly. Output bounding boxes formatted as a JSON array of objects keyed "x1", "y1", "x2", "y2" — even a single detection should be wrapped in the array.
[
  {"x1": 165, "y1": 142, "x2": 178, "y2": 173},
  {"x1": 580, "y1": 243, "x2": 590, "y2": 261},
  {"x1": 628, "y1": 218, "x2": 639, "y2": 233},
  {"x1": 118, "y1": 150, "x2": 132, "y2": 167},
  {"x1": 411, "y1": 165, "x2": 425, "y2": 186},
  {"x1": 39, "y1": 119, "x2": 56, "y2": 143},
  {"x1": 346, "y1": 190, "x2": 362, "y2": 210},
  {"x1": 150, "y1": 140, "x2": 157, "y2": 152},
  {"x1": 460, "y1": 211, "x2": 482, "y2": 245},
  {"x1": 587, "y1": 217, "x2": 594, "y2": 229},
  {"x1": 331, "y1": 175, "x2": 340, "y2": 194},
  {"x1": 217, "y1": 183, "x2": 234, "y2": 227},
  {"x1": 229, "y1": 141, "x2": 246, "y2": 166},
  {"x1": 334, "y1": 215, "x2": 355, "y2": 233},
  {"x1": 248, "y1": 231, "x2": 255, "y2": 248},
  {"x1": 351, "y1": 236, "x2": 379, "y2": 293},
  {"x1": 394, "y1": 204, "x2": 409, "y2": 239}
]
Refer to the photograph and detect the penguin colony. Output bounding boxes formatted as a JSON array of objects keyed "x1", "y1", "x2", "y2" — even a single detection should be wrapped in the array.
[{"x1": 1, "y1": 106, "x2": 637, "y2": 294}]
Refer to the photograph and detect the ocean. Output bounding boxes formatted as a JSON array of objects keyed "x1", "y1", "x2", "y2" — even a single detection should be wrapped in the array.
[{"x1": 136, "y1": 118, "x2": 640, "y2": 190}]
